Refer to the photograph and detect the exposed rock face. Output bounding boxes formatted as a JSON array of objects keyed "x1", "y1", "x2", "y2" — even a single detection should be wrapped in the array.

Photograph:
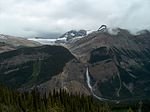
[
  {"x1": 59, "y1": 30, "x2": 87, "y2": 40},
  {"x1": 98, "y1": 25, "x2": 107, "y2": 31},
  {"x1": 55, "y1": 30, "x2": 87, "y2": 44},
  {"x1": 0, "y1": 28, "x2": 150, "y2": 101},
  {"x1": 38, "y1": 59, "x2": 90, "y2": 95},
  {"x1": 69, "y1": 28, "x2": 149, "y2": 62},
  {"x1": 68, "y1": 28, "x2": 150, "y2": 100}
]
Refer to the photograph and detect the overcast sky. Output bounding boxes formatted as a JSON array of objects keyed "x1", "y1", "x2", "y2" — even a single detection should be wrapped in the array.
[{"x1": 0, "y1": 0, "x2": 150, "y2": 37}]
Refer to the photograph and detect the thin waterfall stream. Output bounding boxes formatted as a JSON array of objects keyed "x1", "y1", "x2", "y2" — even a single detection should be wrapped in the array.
[{"x1": 86, "y1": 67, "x2": 119, "y2": 103}]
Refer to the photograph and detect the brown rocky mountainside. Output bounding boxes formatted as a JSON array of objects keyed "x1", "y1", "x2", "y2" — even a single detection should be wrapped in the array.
[
  {"x1": 0, "y1": 34, "x2": 40, "y2": 53},
  {"x1": 67, "y1": 28, "x2": 150, "y2": 101},
  {"x1": 36, "y1": 28, "x2": 150, "y2": 101},
  {"x1": 0, "y1": 28, "x2": 150, "y2": 102}
]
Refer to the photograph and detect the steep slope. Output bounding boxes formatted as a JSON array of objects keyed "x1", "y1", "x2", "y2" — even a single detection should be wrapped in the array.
[
  {"x1": 0, "y1": 28, "x2": 150, "y2": 101},
  {"x1": 38, "y1": 59, "x2": 90, "y2": 95},
  {"x1": 0, "y1": 45, "x2": 74, "y2": 89},
  {"x1": 0, "y1": 34, "x2": 40, "y2": 53},
  {"x1": 69, "y1": 28, "x2": 150, "y2": 62},
  {"x1": 68, "y1": 28, "x2": 150, "y2": 100},
  {"x1": 57, "y1": 30, "x2": 87, "y2": 42}
]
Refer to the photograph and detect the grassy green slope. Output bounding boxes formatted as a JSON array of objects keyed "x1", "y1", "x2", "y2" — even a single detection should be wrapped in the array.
[{"x1": 0, "y1": 45, "x2": 74, "y2": 89}]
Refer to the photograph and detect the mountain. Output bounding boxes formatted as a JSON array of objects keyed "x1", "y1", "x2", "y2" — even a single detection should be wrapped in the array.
[
  {"x1": 0, "y1": 34, "x2": 40, "y2": 53},
  {"x1": 0, "y1": 27, "x2": 150, "y2": 102},
  {"x1": 68, "y1": 27, "x2": 150, "y2": 101},
  {"x1": 0, "y1": 34, "x2": 90, "y2": 95},
  {"x1": 28, "y1": 30, "x2": 93, "y2": 45},
  {"x1": 56, "y1": 30, "x2": 87, "y2": 42},
  {"x1": 0, "y1": 45, "x2": 74, "y2": 90}
]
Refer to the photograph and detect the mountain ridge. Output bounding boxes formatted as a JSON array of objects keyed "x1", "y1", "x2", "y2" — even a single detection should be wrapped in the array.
[{"x1": 0, "y1": 26, "x2": 150, "y2": 102}]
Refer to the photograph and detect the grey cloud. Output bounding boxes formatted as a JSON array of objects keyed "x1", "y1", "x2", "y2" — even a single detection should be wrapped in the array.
[{"x1": 0, "y1": 0, "x2": 150, "y2": 37}]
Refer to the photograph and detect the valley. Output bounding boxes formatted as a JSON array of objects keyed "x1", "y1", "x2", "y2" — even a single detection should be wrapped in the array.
[{"x1": 0, "y1": 27, "x2": 150, "y2": 111}]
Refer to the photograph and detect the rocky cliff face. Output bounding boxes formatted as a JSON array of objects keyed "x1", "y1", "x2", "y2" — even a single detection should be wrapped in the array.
[
  {"x1": 68, "y1": 28, "x2": 150, "y2": 62},
  {"x1": 68, "y1": 28, "x2": 150, "y2": 100},
  {"x1": 55, "y1": 30, "x2": 88, "y2": 44}
]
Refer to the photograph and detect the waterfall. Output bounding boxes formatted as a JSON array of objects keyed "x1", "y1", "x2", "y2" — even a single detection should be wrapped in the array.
[
  {"x1": 86, "y1": 67, "x2": 92, "y2": 90},
  {"x1": 86, "y1": 67, "x2": 105, "y2": 100},
  {"x1": 86, "y1": 67, "x2": 119, "y2": 103}
]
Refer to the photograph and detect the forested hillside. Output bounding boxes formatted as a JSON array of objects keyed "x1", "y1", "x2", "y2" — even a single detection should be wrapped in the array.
[{"x1": 0, "y1": 85, "x2": 150, "y2": 112}]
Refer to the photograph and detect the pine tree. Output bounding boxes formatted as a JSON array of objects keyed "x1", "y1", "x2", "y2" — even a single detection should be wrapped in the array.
[{"x1": 127, "y1": 107, "x2": 134, "y2": 112}]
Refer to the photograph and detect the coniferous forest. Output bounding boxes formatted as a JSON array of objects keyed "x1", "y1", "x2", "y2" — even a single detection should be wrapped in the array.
[{"x1": 0, "y1": 85, "x2": 150, "y2": 112}]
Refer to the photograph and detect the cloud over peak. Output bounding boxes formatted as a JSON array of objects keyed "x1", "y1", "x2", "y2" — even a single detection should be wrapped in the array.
[{"x1": 0, "y1": 0, "x2": 150, "y2": 37}]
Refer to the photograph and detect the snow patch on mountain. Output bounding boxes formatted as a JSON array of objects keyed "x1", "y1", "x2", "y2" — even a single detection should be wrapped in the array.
[
  {"x1": 28, "y1": 29, "x2": 94, "y2": 45},
  {"x1": 28, "y1": 38, "x2": 57, "y2": 45}
]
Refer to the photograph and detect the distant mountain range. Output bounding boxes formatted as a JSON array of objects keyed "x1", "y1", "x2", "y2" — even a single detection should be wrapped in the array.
[
  {"x1": 0, "y1": 26, "x2": 150, "y2": 102},
  {"x1": 28, "y1": 29, "x2": 94, "y2": 45}
]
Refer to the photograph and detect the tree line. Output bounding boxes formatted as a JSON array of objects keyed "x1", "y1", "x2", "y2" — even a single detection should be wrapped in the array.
[{"x1": 0, "y1": 85, "x2": 149, "y2": 112}]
